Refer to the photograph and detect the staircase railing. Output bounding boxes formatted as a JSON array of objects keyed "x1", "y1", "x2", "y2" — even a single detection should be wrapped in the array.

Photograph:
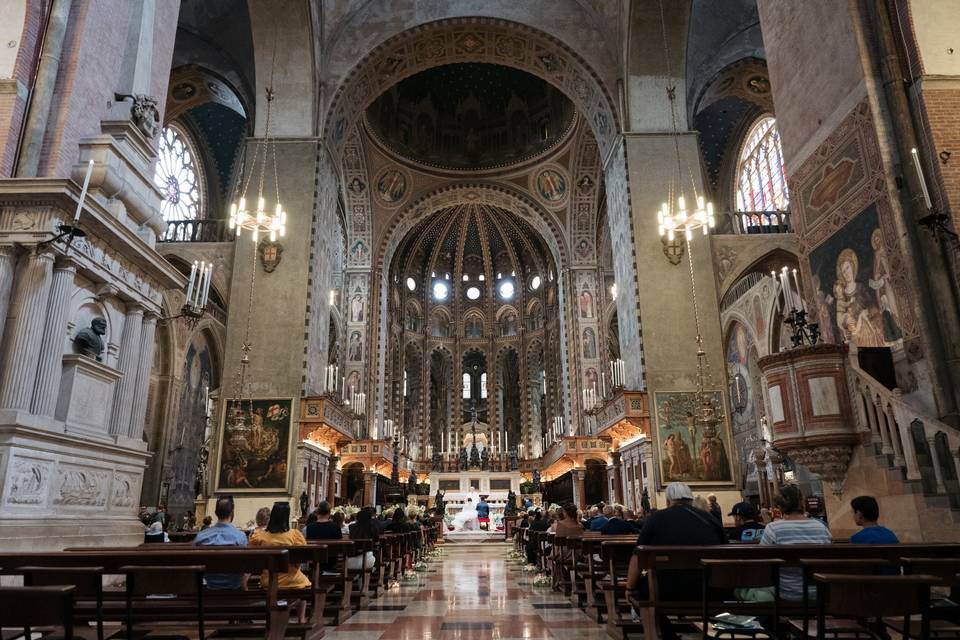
[{"x1": 846, "y1": 352, "x2": 960, "y2": 501}]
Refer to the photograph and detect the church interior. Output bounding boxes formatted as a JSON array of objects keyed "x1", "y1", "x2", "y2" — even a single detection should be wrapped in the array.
[{"x1": 1, "y1": 0, "x2": 960, "y2": 638}]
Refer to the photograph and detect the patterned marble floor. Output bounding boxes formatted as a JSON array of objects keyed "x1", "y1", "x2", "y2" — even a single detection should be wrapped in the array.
[{"x1": 323, "y1": 543, "x2": 610, "y2": 640}]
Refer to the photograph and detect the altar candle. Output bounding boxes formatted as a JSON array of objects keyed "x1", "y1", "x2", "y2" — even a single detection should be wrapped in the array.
[
  {"x1": 201, "y1": 264, "x2": 213, "y2": 307},
  {"x1": 73, "y1": 159, "x2": 95, "y2": 224},
  {"x1": 792, "y1": 269, "x2": 805, "y2": 311},
  {"x1": 185, "y1": 261, "x2": 198, "y2": 304}
]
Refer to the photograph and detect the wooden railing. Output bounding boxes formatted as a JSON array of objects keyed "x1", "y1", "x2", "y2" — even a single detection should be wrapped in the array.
[
  {"x1": 717, "y1": 209, "x2": 793, "y2": 234},
  {"x1": 159, "y1": 219, "x2": 233, "y2": 243},
  {"x1": 846, "y1": 351, "x2": 960, "y2": 504}
]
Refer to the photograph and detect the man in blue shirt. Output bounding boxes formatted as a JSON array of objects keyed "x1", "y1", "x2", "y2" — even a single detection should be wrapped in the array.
[
  {"x1": 193, "y1": 496, "x2": 248, "y2": 589},
  {"x1": 589, "y1": 505, "x2": 613, "y2": 531},
  {"x1": 476, "y1": 497, "x2": 490, "y2": 529},
  {"x1": 849, "y1": 495, "x2": 899, "y2": 544}
]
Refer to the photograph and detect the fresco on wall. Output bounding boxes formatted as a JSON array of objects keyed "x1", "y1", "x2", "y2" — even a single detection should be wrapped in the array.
[
  {"x1": 164, "y1": 339, "x2": 212, "y2": 519},
  {"x1": 216, "y1": 398, "x2": 292, "y2": 491},
  {"x1": 725, "y1": 322, "x2": 757, "y2": 450},
  {"x1": 809, "y1": 204, "x2": 903, "y2": 348},
  {"x1": 654, "y1": 391, "x2": 733, "y2": 486}
]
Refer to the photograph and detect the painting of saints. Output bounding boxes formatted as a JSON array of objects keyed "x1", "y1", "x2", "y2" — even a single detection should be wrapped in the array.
[
  {"x1": 752, "y1": 296, "x2": 765, "y2": 341},
  {"x1": 867, "y1": 229, "x2": 903, "y2": 343},
  {"x1": 582, "y1": 329, "x2": 597, "y2": 359},
  {"x1": 810, "y1": 275, "x2": 836, "y2": 344},
  {"x1": 833, "y1": 248, "x2": 884, "y2": 347},
  {"x1": 585, "y1": 368, "x2": 598, "y2": 391},
  {"x1": 350, "y1": 295, "x2": 364, "y2": 322},
  {"x1": 348, "y1": 331, "x2": 363, "y2": 361},
  {"x1": 580, "y1": 290, "x2": 594, "y2": 318},
  {"x1": 536, "y1": 169, "x2": 566, "y2": 203}
]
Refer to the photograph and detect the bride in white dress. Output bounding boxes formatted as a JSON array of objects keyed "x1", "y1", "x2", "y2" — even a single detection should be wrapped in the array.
[{"x1": 451, "y1": 497, "x2": 480, "y2": 531}]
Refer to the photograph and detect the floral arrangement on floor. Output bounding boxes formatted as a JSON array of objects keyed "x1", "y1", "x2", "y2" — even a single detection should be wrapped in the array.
[
  {"x1": 413, "y1": 561, "x2": 428, "y2": 571},
  {"x1": 522, "y1": 563, "x2": 539, "y2": 573},
  {"x1": 332, "y1": 505, "x2": 359, "y2": 519},
  {"x1": 402, "y1": 570, "x2": 418, "y2": 581},
  {"x1": 531, "y1": 573, "x2": 551, "y2": 587}
]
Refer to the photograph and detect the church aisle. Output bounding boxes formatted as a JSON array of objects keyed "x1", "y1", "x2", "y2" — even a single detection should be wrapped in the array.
[{"x1": 322, "y1": 544, "x2": 609, "y2": 640}]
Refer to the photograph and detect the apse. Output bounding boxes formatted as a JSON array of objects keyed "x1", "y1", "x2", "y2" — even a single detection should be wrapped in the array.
[{"x1": 386, "y1": 203, "x2": 564, "y2": 462}]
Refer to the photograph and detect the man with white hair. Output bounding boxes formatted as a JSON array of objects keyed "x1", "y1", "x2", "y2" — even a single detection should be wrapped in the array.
[{"x1": 626, "y1": 482, "x2": 725, "y2": 640}]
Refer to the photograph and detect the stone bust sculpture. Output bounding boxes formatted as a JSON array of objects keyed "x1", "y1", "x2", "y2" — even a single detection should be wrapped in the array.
[{"x1": 73, "y1": 317, "x2": 107, "y2": 361}]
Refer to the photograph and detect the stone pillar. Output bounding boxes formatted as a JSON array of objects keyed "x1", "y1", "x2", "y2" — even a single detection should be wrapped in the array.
[
  {"x1": 572, "y1": 469, "x2": 586, "y2": 511},
  {"x1": 31, "y1": 257, "x2": 76, "y2": 416},
  {"x1": 126, "y1": 312, "x2": 157, "y2": 439},
  {"x1": 0, "y1": 249, "x2": 55, "y2": 410},
  {"x1": 363, "y1": 471, "x2": 377, "y2": 507},
  {"x1": 329, "y1": 463, "x2": 340, "y2": 503},
  {"x1": 0, "y1": 245, "x2": 17, "y2": 345},
  {"x1": 109, "y1": 303, "x2": 144, "y2": 437},
  {"x1": 611, "y1": 451, "x2": 624, "y2": 504}
]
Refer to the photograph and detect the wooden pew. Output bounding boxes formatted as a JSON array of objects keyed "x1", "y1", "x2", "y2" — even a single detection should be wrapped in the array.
[
  {"x1": 574, "y1": 535, "x2": 635, "y2": 623},
  {"x1": 0, "y1": 549, "x2": 293, "y2": 640},
  {"x1": 623, "y1": 543, "x2": 960, "y2": 640}
]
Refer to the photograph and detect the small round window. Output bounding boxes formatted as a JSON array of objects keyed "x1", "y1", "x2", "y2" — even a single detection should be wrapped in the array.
[
  {"x1": 406, "y1": 277, "x2": 417, "y2": 292},
  {"x1": 498, "y1": 280, "x2": 515, "y2": 300},
  {"x1": 433, "y1": 281, "x2": 449, "y2": 301},
  {"x1": 466, "y1": 286, "x2": 481, "y2": 300}
]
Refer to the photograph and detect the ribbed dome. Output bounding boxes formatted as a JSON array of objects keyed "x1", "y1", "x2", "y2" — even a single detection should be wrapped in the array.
[{"x1": 392, "y1": 203, "x2": 553, "y2": 297}]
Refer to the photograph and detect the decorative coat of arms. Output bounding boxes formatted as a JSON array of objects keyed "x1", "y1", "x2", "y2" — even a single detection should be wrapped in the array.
[{"x1": 258, "y1": 240, "x2": 283, "y2": 273}]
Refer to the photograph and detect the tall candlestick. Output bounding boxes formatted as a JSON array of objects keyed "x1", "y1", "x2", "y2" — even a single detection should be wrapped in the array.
[
  {"x1": 185, "y1": 261, "x2": 198, "y2": 303},
  {"x1": 791, "y1": 269, "x2": 804, "y2": 312},
  {"x1": 73, "y1": 159, "x2": 95, "y2": 224},
  {"x1": 911, "y1": 148, "x2": 933, "y2": 209}
]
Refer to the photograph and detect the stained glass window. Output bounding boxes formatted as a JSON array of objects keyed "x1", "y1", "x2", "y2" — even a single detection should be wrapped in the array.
[
  {"x1": 154, "y1": 124, "x2": 203, "y2": 238},
  {"x1": 735, "y1": 116, "x2": 789, "y2": 213}
]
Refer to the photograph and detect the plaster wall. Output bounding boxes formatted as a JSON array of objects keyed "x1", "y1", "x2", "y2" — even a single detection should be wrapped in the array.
[
  {"x1": 910, "y1": 0, "x2": 960, "y2": 76},
  {"x1": 757, "y1": 0, "x2": 867, "y2": 172},
  {"x1": 0, "y1": 1, "x2": 27, "y2": 79}
]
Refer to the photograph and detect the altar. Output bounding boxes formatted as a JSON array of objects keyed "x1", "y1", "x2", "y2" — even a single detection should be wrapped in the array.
[{"x1": 429, "y1": 470, "x2": 523, "y2": 515}]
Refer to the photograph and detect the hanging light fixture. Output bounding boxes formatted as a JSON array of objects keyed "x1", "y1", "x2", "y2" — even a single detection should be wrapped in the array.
[
  {"x1": 654, "y1": 0, "x2": 725, "y2": 440},
  {"x1": 654, "y1": 0, "x2": 715, "y2": 244},
  {"x1": 228, "y1": 34, "x2": 286, "y2": 243}
]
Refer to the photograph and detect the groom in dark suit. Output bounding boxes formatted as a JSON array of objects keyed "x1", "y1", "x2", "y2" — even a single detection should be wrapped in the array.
[{"x1": 477, "y1": 496, "x2": 490, "y2": 530}]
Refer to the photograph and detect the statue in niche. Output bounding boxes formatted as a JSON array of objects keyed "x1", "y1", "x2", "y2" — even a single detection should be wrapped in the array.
[
  {"x1": 458, "y1": 447, "x2": 468, "y2": 471},
  {"x1": 509, "y1": 449, "x2": 518, "y2": 471},
  {"x1": 73, "y1": 317, "x2": 107, "y2": 361}
]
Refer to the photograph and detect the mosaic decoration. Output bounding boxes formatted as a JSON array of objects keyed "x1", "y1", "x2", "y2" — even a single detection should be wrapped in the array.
[{"x1": 375, "y1": 167, "x2": 409, "y2": 206}]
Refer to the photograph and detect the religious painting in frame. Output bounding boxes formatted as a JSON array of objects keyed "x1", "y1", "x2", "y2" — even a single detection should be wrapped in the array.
[
  {"x1": 652, "y1": 391, "x2": 735, "y2": 487},
  {"x1": 215, "y1": 398, "x2": 293, "y2": 492}
]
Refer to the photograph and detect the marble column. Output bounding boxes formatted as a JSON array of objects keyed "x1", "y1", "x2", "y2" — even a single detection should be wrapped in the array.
[
  {"x1": 0, "y1": 246, "x2": 17, "y2": 346},
  {"x1": 610, "y1": 451, "x2": 624, "y2": 505},
  {"x1": 0, "y1": 249, "x2": 55, "y2": 410},
  {"x1": 126, "y1": 312, "x2": 157, "y2": 439},
  {"x1": 572, "y1": 469, "x2": 586, "y2": 510},
  {"x1": 109, "y1": 303, "x2": 144, "y2": 437},
  {"x1": 31, "y1": 257, "x2": 77, "y2": 416},
  {"x1": 363, "y1": 470, "x2": 377, "y2": 506}
]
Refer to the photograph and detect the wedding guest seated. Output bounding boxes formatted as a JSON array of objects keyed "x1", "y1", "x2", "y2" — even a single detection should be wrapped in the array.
[
  {"x1": 305, "y1": 501, "x2": 343, "y2": 540},
  {"x1": 728, "y1": 501, "x2": 765, "y2": 542},
  {"x1": 850, "y1": 495, "x2": 899, "y2": 544},
  {"x1": 525, "y1": 510, "x2": 550, "y2": 564},
  {"x1": 250, "y1": 501, "x2": 311, "y2": 589},
  {"x1": 600, "y1": 506, "x2": 641, "y2": 535},
  {"x1": 751, "y1": 485, "x2": 831, "y2": 601},
  {"x1": 386, "y1": 507, "x2": 411, "y2": 533},
  {"x1": 251, "y1": 506, "x2": 271, "y2": 534},
  {"x1": 200, "y1": 515, "x2": 213, "y2": 530},
  {"x1": 347, "y1": 507, "x2": 378, "y2": 571},
  {"x1": 194, "y1": 496, "x2": 248, "y2": 589},
  {"x1": 332, "y1": 510, "x2": 348, "y2": 535},
  {"x1": 554, "y1": 503, "x2": 584, "y2": 537},
  {"x1": 626, "y1": 482, "x2": 725, "y2": 640},
  {"x1": 589, "y1": 505, "x2": 614, "y2": 531},
  {"x1": 144, "y1": 520, "x2": 168, "y2": 543}
]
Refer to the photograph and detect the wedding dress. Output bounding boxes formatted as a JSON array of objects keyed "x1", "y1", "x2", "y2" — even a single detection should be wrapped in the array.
[{"x1": 451, "y1": 498, "x2": 480, "y2": 531}]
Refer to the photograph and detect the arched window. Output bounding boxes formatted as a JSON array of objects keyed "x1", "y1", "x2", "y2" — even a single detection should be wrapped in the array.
[
  {"x1": 154, "y1": 124, "x2": 204, "y2": 239},
  {"x1": 735, "y1": 116, "x2": 789, "y2": 213},
  {"x1": 462, "y1": 372, "x2": 471, "y2": 399}
]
